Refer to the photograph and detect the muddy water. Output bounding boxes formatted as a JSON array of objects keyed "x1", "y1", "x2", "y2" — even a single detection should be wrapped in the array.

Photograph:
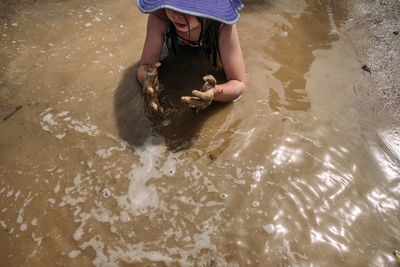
[{"x1": 1, "y1": 0, "x2": 399, "y2": 266}]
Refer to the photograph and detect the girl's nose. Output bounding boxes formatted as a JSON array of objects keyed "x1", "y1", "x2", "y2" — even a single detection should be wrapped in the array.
[{"x1": 172, "y1": 10, "x2": 184, "y2": 20}]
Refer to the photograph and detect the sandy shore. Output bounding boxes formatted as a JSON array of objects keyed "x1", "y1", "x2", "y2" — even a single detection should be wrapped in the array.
[
  {"x1": 336, "y1": 0, "x2": 400, "y2": 160},
  {"x1": 337, "y1": 0, "x2": 399, "y2": 118}
]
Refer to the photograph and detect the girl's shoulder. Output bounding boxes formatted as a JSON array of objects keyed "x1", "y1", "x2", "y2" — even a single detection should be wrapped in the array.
[
  {"x1": 217, "y1": 24, "x2": 238, "y2": 40},
  {"x1": 152, "y1": 9, "x2": 169, "y2": 22}
]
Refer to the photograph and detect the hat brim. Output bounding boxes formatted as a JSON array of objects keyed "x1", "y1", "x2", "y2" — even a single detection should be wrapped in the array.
[{"x1": 137, "y1": 0, "x2": 243, "y2": 24}]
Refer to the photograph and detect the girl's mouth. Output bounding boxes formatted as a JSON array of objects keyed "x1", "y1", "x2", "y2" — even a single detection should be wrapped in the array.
[{"x1": 174, "y1": 22, "x2": 186, "y2": 29}]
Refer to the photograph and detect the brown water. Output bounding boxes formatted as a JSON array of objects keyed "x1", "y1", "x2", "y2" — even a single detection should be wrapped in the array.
[{"x1": 1, "y1": 0, "x2": 399, "y2": 266}]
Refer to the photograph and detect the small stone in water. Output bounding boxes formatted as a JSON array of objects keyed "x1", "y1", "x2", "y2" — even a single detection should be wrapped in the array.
[
  {"x1": 102, "y1": 188, "x2": 110, "y2": 198},
  {"x1": 220, "y1": 193, "x2": 228, "y2": 199},
  {"x1": 263, "y1": 224, "x2": 274, "y2": 234}
]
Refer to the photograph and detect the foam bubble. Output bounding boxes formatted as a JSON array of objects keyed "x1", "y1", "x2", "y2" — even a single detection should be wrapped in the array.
[
  {"x1": 55, "y1": 133, "x2": 66, "y2": 139},
  {"x1": 17, "y1": 213, "x2": 23, "y2": 224},
  {"x1": 69, "y1": 250, "x2": 81, "y2": 258},
  {"x1": 54, "y1": 182, "x2": 60, "y2": 193},
  {"x1": 73, "y1": 226, "x2": 84, "y2": 241},
  {"x1": 20, "y1": 223, "x2": 27, "y2": 231},
  {"x1": 120, "y1": 211, "x2": 131, "y2": 223},
  {"x1": 7, "y1": 190, "x2": 14, "y2": 197}
]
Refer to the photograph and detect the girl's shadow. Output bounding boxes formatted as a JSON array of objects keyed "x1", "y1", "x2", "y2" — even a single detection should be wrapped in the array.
[{"x1": 114, "y1": 45, "x2": 228, "y2": 151}]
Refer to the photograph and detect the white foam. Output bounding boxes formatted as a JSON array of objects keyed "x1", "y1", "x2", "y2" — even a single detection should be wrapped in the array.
[
  {"x1": 32, "y1": 233, "x2": 42, "y2": 247},
  {"x1": 55, "y1": 133, "x2": 66, "y2": 139},
  {"x1": 17, "y1": 213, "x2": 23, "y2": 224},
  {"x1": 57, "y1": 111, "x2": 70, "y2": 117},
  {"x1": 79, "y1": 237, "x2": 109, "y2": 266},
  {"x1": 96, "y1": 146, "x2": 125, "y2": 159},
  {"x1": 54, "y1": 182, "x2": 60, "y2": 193},
  {"x1": 69, "y1": 250, "x2": 81, "y2": 258},
  {"x1": 119, "y1": 211, "x2": 131, "y2": 223},
  {"x1": 70, "y1": 120, "x2": 99, "y2": 136},
  {"x1": 42, "y1": 113, "x2": 57, "y2": 125},
  {"x1": 252, "y1": 170, "x2": 261, "y2": 182},
  {"x1": 14, "y1": 190, "x2": 21, "y2": 200},
  {"x1": 117, "y1": 136, "x2": 168, "y2": 216},
  {"x1": 283, "y1": 239, "x2": 299, "y2": 267},
  {"x1": 73, "y1": 225, "x2": 84, "y2": 241},
  {"x1": 65, "y1": 173, "x2": 82, "y2": 194},
  {"x1": 7, "y1": 190, "x2": 13, "y2": 197},
  {"x1": 20, "y1": 223, "x2": 27, "y2": 231},
  {"x1": 204, "y1": 201, "x2": 221, "y2": 207}
]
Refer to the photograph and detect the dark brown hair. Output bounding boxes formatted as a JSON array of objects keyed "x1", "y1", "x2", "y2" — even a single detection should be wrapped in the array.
[
  {"x1": 155, "y1": 9, "x2": 222, "y2": 68},
  {"x1": 197, "y1": 18, "x2": 222, "y2": 68}
]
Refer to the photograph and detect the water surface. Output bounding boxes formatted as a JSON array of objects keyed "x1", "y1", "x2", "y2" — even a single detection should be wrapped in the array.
[{"x1": 1, "y1": 0, "x2": 399, "y2": 266}]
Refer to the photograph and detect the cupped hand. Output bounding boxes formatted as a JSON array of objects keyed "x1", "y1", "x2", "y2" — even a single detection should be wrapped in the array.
[
  {"x1": 142, "y1": 62, "x2": 163, "y2": 115},
  {"x1": 181, "y1": 75, "x2": 217, "y2": 112}
]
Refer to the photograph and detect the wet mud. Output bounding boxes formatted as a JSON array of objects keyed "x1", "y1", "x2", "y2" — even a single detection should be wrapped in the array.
[{"x1": 0, "y1": 0, "x2": 399, "y2": 266}]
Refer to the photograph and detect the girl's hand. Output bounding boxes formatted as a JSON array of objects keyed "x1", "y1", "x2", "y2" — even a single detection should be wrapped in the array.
[
  {"x1": 181, "y1": 89, "x2": 214, "y2": 112},
  {"x1": 181, "y1": 75, "x2": 222, "y2": 112},
  {"x1": 142, "y1": 62, "x2": 163, "y2": 115}
]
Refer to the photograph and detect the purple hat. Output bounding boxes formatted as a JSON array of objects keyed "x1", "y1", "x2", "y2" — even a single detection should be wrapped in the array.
[{"x1": 137, "y1": 0, "x2": 244, "y2": 24}]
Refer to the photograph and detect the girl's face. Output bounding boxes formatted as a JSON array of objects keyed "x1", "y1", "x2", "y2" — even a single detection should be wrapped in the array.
[{"x1": 165, "y1": 9, "x2": 201, "y2": 34}]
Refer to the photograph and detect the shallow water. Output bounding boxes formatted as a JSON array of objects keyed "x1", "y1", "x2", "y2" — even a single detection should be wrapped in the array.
[{"x1": 1, "y1": 0, "x2": 399, "y2": 266}]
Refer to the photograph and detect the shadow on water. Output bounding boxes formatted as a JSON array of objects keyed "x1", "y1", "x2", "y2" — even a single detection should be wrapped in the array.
[
  {"x1": 114, "y1": 45, "x2": 229, "y2": 151},
  {"x1": 113, "y1": 62, "x2": 155, "y2": 148}
]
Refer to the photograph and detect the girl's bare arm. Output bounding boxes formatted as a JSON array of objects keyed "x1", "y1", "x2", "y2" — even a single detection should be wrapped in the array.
[
  {"x1": 137, "y1": 13, "x2": 168, "y2": 85},
  {"x1": 213, "y1": 24, "x2": 246, "y2": 102}
]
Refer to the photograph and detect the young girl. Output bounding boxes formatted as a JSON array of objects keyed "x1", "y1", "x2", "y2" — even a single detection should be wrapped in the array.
[{"x1": 136, "y1": 0, "x2": 246, "y2": 113}]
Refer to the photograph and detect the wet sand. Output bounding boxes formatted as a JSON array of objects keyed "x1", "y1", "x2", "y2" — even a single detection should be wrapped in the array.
[
  {"x1": 334, "y1": 0, "x2": 400, "y2": 164},
  {"x1": 1, "y1": 0, "x2": 399, "y2": 266}
]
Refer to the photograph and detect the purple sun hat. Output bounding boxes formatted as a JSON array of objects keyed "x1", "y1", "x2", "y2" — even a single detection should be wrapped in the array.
[{"x1": 137, "y1": 0, "x2": 244, "y2": 24}]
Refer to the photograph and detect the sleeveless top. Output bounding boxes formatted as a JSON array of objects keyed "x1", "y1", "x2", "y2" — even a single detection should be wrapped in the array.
[{"x1": 165, "y1": 25, "x2": 200, "y2": 48}]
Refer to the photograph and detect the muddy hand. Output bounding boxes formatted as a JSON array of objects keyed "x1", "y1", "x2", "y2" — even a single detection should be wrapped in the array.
[
  {"x1": 181, "y1": 90, "x2": 214, "y2": 111},
  {"x1": 142, "y1": 62, "x2": 163, "y2": 115},
  {"x1": 181, "y1": 75, "x2": 217, "y2": 112}
]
